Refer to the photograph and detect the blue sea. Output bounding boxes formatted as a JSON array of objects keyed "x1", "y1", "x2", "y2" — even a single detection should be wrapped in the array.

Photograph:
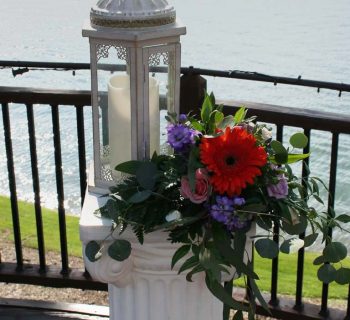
[{"x1": 0, "y1": 0, "x2": 349, "y2": 245}]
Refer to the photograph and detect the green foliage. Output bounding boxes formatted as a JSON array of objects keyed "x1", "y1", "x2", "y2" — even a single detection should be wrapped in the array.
[
  {"x1": 108, "y1": 239, "x2": 131, "y2": 261},
  {"x1": 290, "y1": 132, "x2": 309, "y2": 149},
  {"x1": 317, "y1": 264, "x2": 337, "y2": 284},
  {"x1": 255, "y1": 239, "x2": 279, "y2": 259},
  {"x1": 335, "y1": 268, "x2": 350, "y2": 285},
  {"x1": 323, "y1": 242, "x2": 348, "y2": 263},
  {"x1": 85, "y1": 241, "x2": 101, "y2": 262},
  {"x1": 90, "y1": 96, "x2": 350, "y2": 317}
]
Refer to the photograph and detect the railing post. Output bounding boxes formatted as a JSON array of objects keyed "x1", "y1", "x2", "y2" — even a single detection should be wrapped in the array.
[
  {"x1": 1, "y1": 103, "x2": 23, "y2": 270},
  {"x1": 180, "y1": 66, "x2": 207, "y2": 114}
]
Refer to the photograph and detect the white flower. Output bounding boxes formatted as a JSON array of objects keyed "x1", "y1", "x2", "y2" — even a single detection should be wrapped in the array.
[
  {"x1": 289, "y1": 238, "x2": 304, "y2": 253},
  {"x1": 165, "y1": 210, "x2": 182, "y2": 222},
  {"x1": 261, "y1": 127, "x2": 272, "y2": 141}
]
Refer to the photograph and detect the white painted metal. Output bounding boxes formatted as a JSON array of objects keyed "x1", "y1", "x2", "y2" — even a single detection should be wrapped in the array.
[{"x1": 83, "y1": 10, "x2": 186, "y2": 192}]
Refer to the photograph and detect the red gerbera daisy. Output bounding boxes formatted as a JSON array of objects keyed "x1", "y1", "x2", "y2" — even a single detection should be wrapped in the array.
[{"x1": 200, "y1": 126, "x2": 267, "y2": 196}]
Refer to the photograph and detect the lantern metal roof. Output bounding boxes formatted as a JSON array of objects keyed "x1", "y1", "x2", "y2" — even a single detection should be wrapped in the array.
[{"x1": 90, "y1": 0, "x2": 176, "y2": 28}]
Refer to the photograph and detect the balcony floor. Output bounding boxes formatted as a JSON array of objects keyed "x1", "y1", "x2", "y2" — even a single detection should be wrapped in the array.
[{"x1": 0, "y1": 298, "x2": 109, "y2": 320}]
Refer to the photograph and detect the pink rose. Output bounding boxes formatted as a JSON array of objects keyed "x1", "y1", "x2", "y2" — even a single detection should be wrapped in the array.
[
  {"x1": 267, "y1": 174, "x2": 288, "y2": 199},
  {"x1": 180, "y1": 169, "x2": 211, "y2": 204}
]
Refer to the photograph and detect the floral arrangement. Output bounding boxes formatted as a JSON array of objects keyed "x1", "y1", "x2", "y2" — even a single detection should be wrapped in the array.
[{"x1": 86, "y1": 93, "x2": 349, "y2": 318}]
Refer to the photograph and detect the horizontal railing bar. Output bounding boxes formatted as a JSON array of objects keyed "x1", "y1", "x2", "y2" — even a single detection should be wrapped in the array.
[
  {"x1": 0, "y1": 263, "x2": 107, "y2": 291},
  {"x1": 1, "y1": 60, "x2": 349, "y2": 93},
  {"x1": 0, "y1": 298, "x2": 109, "y2": 318},
  {"x1": 220, "y1": 100, "x2": 350, "y2": 134},
  {"x1": 0, "y1": 86, "x2": 91, "y2": 105},
  {"x1": 183, "y1": 67, "x2": 350, "y2": 93},
  {"x1": 234, "y1": 290, "x2": 346, "y2": 320},
  {"x1": 2, "y1": 87, "x2": 350, "y2": 134}
]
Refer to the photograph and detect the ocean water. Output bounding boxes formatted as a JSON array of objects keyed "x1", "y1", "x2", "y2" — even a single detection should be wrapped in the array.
[{"x1": 0, "y1": 0, "x2": 349, "y2": 245}]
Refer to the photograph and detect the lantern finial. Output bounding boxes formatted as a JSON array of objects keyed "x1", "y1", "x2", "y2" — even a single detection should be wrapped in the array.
[{"x1": 91, "y1": 0, "x2": 176, "y2": 28}]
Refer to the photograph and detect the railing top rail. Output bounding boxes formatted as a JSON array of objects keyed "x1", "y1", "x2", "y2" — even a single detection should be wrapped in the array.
[
  {"x1": 1, "y1": 85, "x2": 350, "y2": 134},
  {"x1": 1, "y1": 60, "x2": 349, "y2": 93},
  {"x1": 220, "y1": 99, "x2": 350, "y2": 134},
  {"x1": 0, "y1": 86, "x2": 91, "y2": 106}
]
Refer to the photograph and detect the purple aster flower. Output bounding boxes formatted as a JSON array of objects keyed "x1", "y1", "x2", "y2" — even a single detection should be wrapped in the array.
[
  {"x1": 210, "y1": 195, "x2": 251, "y2": 231},
  {"x1": 167, "y1": 123, "x2": 198, "y2": 153}
]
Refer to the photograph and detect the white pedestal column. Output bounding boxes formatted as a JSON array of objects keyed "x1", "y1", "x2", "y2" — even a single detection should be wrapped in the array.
[{"x1": 80, "y1": 191, "x2": 223, "y2": 320}]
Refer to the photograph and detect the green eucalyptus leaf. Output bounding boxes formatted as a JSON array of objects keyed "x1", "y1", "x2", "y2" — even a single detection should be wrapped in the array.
[
  {"x1": 201, "y1": 95, "x2": 213, "y2": 123},
  {"x1": 270, "y1": 153, "x2": 310, "y2": 165},
  {"x1": 282, "y1": 215, "x2": 308, "y2": 235},
  {"x1": 335, "y1": 267, "x2": 350, "y2": 285},
  {"x1": 105, "y1": 199, "x2": 120, "y2": 221},
  {"x1": 313, "y1": 256, "x2": 325, "y2": 265},
  {"x1": 233, "y1": 107, "x2": 247, "y2": 124},
  {"x1": 127, "y1": 190, "x2": 152, "y2": 203},
  {"x1": 286, "y1": 153, "x2": 310, "y2": 164},
  {"x1": 85, "y1": 241, "x2": 101, "y2": 262},
  {"x1": 256, "y1": 215, "x2": 273, "y2": 230},
  {"x1": 186, "y1": 264, "x2": 205, "y2": 282},
  {"x1": 216, "y1": 104, "x2": 224, "y2": 112},
  {"x1": 108, "y1": 239, "x2": 131, "y2": 262},
  {"x1": 208, "y1": 110, "x2": 224, "y2": 133},
  {"x1": 187, "y1": 147, "x2": 202, "y2": 191},
  {"x1": 255, "y1": 238, "x2": 279, "y2": 259},
  {"x1": 136, "y1": 162, "x2": 158, "y2": 190},
  {"x1": 317, "y1": 264, "x2": 336, "y2": 284},
  {"x1": 249, "y1": 278, "x2": 270, "y2": 312},
  {"x1": 271, "y1": 141, "x2": 288, "y2": 164},
  {"x1": 171, "y1": 245, "x2": 191, "y2": 269},
  {"x1": 290, "y1": 133, "x2": 308, "y2": 149},
  {"x1": 323, "y1": 242, "x2": 347, "y2": 263},
  {"x1": 280, "y1": 239, "x2": 291, "y2": 254},
  {"x1": 313, "y1": 194, "x2": 324, "y2": 205},
  {"x1": 115, "y1": 160, "x2": 143, "y2": 175},
  {"x1": 232, "y1": 310, "x2": 243, "y2": 320},
  {"x1": 217, "y1": 115, "x2": 234, "y2": 130},
  {"x1": 214, "y1": 110, "x2": 224, "y2": 124},
  {"x1": 304, "y1": 233, "x2": 319, "y2": 247},
  {"x1": 205, "y1": 274, "x2": 249, "y2": 312},
  {"x1": 178, "y1": 256, "x2": 199, "y2": 274},
  {"x1": 310, "y1": 179, "x2": 319, "y2": 195},
  {"x1": 209, "y1": 92, "x2": 216, "y2": 105},
  {"x1": 191, "y1": 120, "x2": 204, "y2": 132},
  {"x1": 233, "y1": 231, "x2": 247, "y2": 264},
  {"x1": 336, "y1": 214, "x2": 350, "y2": 223}
]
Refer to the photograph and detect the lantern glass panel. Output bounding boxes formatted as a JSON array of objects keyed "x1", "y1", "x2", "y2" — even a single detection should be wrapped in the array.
[
  {"x1": 96, "y1": 44, "x2": 132, "y2": 182},
  {"x1": 146, "y1": 47, "x2": 176, "y2": 156}
]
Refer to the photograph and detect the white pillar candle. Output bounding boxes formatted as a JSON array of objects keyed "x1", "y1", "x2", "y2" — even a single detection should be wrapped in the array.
[{"x1": 108, "y1": 74, "x2": 159, "y2": 179}]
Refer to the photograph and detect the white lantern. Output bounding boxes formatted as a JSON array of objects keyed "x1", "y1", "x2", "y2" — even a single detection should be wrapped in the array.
[{"x1": 83, "y1": 0, "x2": 186, "y2": 193}]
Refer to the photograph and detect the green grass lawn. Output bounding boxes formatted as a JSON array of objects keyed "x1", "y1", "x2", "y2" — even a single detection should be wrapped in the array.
[
  {"x1": 0, "y1": 195, "x2": 349, "y2": 299},
  {"x1": 0, "y1": 195, "x2": 82, "y2": 257}
]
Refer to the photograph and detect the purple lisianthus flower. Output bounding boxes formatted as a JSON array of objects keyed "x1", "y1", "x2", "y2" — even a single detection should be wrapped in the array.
[
  {"x1": 210, "y1": 195, "x2": 250, "y2": 231},
  {"x1": 167, "y1": 123, "x2": 198, "y2": 153},
  {"x1": 267, "y1": 174, "x2": 288, "y2": 199}
]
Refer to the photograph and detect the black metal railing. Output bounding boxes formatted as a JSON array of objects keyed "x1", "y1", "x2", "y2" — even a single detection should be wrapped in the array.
[{"x1": 0, "y1": 61, "x2": 350, "y2": 320}]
